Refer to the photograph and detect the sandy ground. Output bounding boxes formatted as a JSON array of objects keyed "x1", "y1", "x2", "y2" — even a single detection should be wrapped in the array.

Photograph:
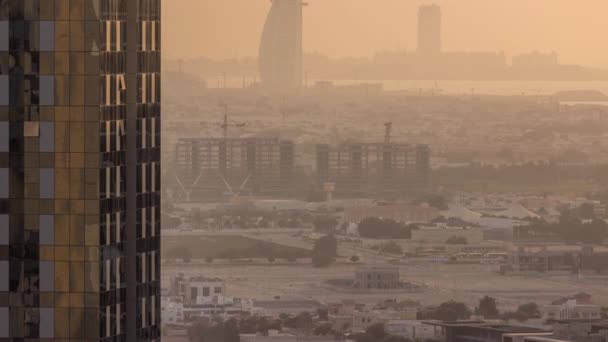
[{"x1": 163, "y1": 258, "x2": 608, "y2": 311}]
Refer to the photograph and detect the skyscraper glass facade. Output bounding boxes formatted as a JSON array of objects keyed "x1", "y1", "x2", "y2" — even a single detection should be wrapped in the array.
[{"x1": 0, "y1": 0, "x2": 160, "y2": 340}]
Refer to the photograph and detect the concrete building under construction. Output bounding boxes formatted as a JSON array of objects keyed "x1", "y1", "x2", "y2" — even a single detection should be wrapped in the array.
[
  {"x1": 174, "y1": 138, "x2": 295, "y2": 200},
  {"x1": 316, "y1": 143, "x2": 431, "y2": 197}
]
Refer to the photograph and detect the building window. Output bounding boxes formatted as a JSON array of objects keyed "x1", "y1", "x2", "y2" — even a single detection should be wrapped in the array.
[
  {"x1": 40, "y1": 261, "x2": 54, "y2": 292},
  {"x1": 0, "y1": 215, "x2": 7, "y2": 245},
  {"x1": 40, "y1": 308, "x2": 54, "y2": 338},
  {"x1": 40, "y1": 215, "x2": 54, "y2": 245},
  {"x1": 0, "y1": 21, "x2": 6, "y2": 51},
  {"x1": 40, "y1": 168, "x2": 55, "y2": 199},
  {"x1": 39, "y1": 21, "x2": 55, "y2": 51},
  {"x1": 39, "y1": 122, "x2": 55, "y2": 152},
  {"x1": 0, "y1": 261, "x2": 7, "y2": 291},
  {"x1": 40, "y1": 75, "x2": 55, "y2": 106},
  {"x1": 0, "y1": 307, "x2": 7, "y2": 338},
  {"x1": 0, "y1": 75, "x2": 7, "y2": 105},
  {"x1": 0, "y1": 168, "x2": 7, "y2": 198},
  {"x1": 0, "y1": 122, "x2": 6, "y2": 152}
]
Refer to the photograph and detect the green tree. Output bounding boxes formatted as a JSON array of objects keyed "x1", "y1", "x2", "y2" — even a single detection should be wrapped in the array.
[
  {"x1": 578, "y1": 203, "x2": 596, "y2": 220},
  {"x1": 516, "y1": 302, "x2": 540, "y2": 319},
  {"x1": 314, "y1": 323, "x2": 333, "y2": 336},
  {"x1": 269, "y1": 319, "x2": 282, "y2": 331},
  {"x1": 500, "y1": 311, "x2": 528, "y2": 322},
  {"x1": 366, "y1": 323, "x2": 387, "y2": 340},
  {"x1": 420, "y1": 301, "x2": 472, "y2": 321},
  {"x1": 358, "y1": 217, "x2": 412, "y2": 239},
  {"x1": 353, "y1": 333, "x2": 374, "y2": 342},
  {"x1": 188, "y1": 319, "x2": 240, "y2": 342},
  {"x1": 350, "y1": 255, "x2": 360, "y2": 263},
  {"x1": 284, "y1": 312, "x2": 313, "y2": 330},
  {"x1": 476, "y1": 296, "x2": 499, "y2": 319},
  {"x1": 312, "y1": 235, "x2": 337, "y2": 267},
  {"x1": 317, "y1": 308, "x2": 329, "y2": 321},
  {"x1": 415, "y1": 194, "x2": 449, "y2": 210}
]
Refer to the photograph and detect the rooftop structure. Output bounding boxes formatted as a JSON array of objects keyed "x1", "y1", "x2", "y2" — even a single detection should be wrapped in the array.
[{"x1": 424, "y1": 321, "x2": 551, "y2": 342}]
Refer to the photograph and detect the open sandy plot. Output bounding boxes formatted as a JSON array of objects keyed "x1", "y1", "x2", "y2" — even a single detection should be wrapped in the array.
[{"x1": 163, "y1": 259, "x2": 608, "y2": 310}]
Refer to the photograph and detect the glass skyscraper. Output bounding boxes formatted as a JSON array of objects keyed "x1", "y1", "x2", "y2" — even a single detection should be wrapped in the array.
[{"x1": 0, "y1": 0, "x2": 161, "y2": 340}]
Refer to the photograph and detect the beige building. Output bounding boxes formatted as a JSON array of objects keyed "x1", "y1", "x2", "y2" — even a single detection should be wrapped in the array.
[{"x1": 354, "y1": 267, "x2": 401, "y2": 289}]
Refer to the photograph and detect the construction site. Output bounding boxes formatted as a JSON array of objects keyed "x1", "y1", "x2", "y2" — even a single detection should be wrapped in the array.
[
  {"x1": 316, "y1": 142, "x2": 431, "y2": 198},
  {"x1": 171, "y1": 119, "x2": 431, "y2": 201},
  {"x1": 174, "y1": 137, "x2": 296, "y2": 201},
  {"x1": 316, "y1": 123, "x2": 431, "y2": 198}
]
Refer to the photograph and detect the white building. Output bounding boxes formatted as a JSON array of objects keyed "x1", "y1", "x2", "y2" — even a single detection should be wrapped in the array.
[
  {"x1": 171, "y1": 275, "x2": 226, "y2": 305},
  {"x1": 542, "y1": 300, "x2": 602, "y2": 321},
  {"x1": 351, "y1": 311, "x2": 414, "y2": 333},
  {"x1": 161, "y1": 297, "x2": 184, "y2": 326},
  {"x1": 385, "y1": 320, "x2": 438, "y2": 340},
  {"x1": 165, "y1": 274, "x2": 254, "y2": 322}
]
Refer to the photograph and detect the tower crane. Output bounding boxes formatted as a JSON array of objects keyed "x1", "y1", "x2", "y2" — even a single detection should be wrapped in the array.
[
  {"x1": 384, "y1": 122, "x2": 393, "y2": 144},
  {"x1": 218, "y1": 102, "x2": 246, "y2": 138}
]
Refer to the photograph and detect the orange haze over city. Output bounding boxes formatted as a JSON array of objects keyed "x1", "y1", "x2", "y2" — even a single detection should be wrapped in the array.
[{"x1": 163, "y1": 0, "x2": 608, "y2": 67}]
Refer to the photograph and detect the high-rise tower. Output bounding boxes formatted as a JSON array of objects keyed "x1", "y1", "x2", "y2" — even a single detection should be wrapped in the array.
[
  {"x1": 0, "y1": 0, "x2": 161, "y2": 340},
  {"x1": 417, "y1": 4, "x2": 441, "y2": 56},
  {"x1": 259, "y1": 0, "x2": 303, "y2": 89}
]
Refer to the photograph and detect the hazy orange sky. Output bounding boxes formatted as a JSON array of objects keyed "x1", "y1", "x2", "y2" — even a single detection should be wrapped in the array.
[{"x1": 163, "y1": 0, "x2": 608, "y2": 67}]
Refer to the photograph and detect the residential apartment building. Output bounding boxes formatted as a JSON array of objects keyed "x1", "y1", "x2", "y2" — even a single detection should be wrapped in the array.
[{"x1": 0, "y1": 0, "x2": 161, "y2": 340}]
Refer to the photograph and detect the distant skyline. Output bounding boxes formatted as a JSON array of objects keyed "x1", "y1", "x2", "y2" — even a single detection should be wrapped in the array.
[{"x1": 163, "y1": 0, "x2": 608, "y2": 68}]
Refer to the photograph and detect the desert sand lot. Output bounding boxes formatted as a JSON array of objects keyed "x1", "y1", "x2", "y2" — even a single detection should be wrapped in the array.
[{"x1": 163, "y1": 260, "x2": 608, "y2": 310}]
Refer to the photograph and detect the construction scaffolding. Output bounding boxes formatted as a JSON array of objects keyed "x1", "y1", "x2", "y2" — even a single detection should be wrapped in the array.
[
  {"x1": 316, "y1": 143, "x2": 431, "y2": 197},
  {"x1": 174, "y1": 138, "x2": 295, "y2": 200}
]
